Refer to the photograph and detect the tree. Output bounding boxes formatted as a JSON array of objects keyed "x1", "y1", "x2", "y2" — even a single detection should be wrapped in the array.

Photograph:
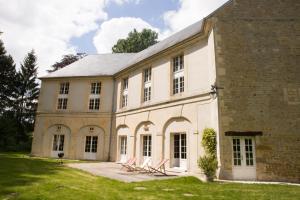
[
  {"x1": 16, "y1": 50, "x2": 39, "y2": 128},
  {"x1": 112, "y1": 28, "x2": 158, "y2": 53},
  {"x1": 0, "y1": 39, "x2": 17, "y2": 114},
  {"x1": 48, "y1": 53, "x2": 86, "y2": 72}
]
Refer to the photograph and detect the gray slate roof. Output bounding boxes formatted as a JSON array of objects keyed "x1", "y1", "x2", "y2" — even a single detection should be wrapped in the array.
[{"x1": 41, "y1": 20, "x2": 204, "y2": 79}]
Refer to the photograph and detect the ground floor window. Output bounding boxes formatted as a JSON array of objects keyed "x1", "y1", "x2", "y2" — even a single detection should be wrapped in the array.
[
  {"x1": 85, "y1": 136, "x2": 98, "y2": 153},
  {"x1": 142, "y1": 135, "x2": 152, "y2": 157},
  {"x1": 52, "y1": 134, "x2": 64, "y2": 151}
]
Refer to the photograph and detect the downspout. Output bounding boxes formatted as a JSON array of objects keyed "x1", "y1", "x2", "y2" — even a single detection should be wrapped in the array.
[{"x1": 108, "y1": 78, "x2": 116, "y2": 161}]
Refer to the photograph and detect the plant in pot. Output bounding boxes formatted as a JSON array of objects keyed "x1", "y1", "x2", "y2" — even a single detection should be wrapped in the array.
[{"x1": 198, "y1": 128, "x2": 218, "y2": 182}]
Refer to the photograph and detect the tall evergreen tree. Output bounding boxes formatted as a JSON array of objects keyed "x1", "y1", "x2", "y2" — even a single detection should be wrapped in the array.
[
  {"x1": 0, "y1": 39, "x2": 17, "y2": 114},
  {"x1": 16, "y1": 50, "x2": 39, "y2": 132}
]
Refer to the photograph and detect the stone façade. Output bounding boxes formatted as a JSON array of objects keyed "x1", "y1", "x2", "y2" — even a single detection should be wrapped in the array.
[{"x1": 211, "y1": 0, "x2": 300, "y2": 182}]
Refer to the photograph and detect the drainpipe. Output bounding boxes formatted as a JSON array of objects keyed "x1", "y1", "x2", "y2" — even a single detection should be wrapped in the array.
[{"x1": 108, "y1": 79, "x2": 116, "y2": 161}]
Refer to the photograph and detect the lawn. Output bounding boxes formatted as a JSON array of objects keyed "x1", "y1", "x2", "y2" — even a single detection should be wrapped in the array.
[{"x1": 0, "y1": 153, "x2": 299, "y2": 200}]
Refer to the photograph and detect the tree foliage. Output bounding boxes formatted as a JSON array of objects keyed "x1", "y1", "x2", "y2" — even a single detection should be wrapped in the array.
[
  {"x1": 112, "y1": 29, "x2": 158, "y2": 53},
  {"x1": 198, "y1": 128, "x2": 218, "y2": 180},
  {"x1": 16, "y1": 50, "x2": 39, "y2": 127},
  {"x1": 0, "y1": 38, "x2": 39, "y2": 151},
  {"x1": 0, "y1": 39, "x2": 17, "y2": 114},
  {"x1": 48, "y1": 53, "x2": 86, "y2": 72}
]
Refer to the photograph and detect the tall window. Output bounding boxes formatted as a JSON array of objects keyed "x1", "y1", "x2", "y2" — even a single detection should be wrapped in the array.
[
  {"x1": 57, "y1": 82, "x2": 69, "y2": 110},
  {"x1": 121, "y1": 78, "x2": 128, "y2": 107},
  {"x1": 57, "y1": 98, "x2": 68, "y2": 109},
  {"x1": 89, "y1": 98, "x2": 100, "y2": 110},
  {"x1": 172, "y1": 55, "x2": 184, "y2": 94},
  {"x1": 59, "y1": 82, "x2": 69, "y2": 94},
  {"x1": 91, "y1": 82, "x2": 101, "y2": 94},
  {"x1": 143, "y1": 68, "x2": 152, "y2": 102},
  {"x1": 89, "y1": 82, "x2": 101, "y2": 110}
]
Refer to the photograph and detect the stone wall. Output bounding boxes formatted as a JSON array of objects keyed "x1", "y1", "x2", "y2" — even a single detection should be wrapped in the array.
[{"x1": 211, "y1": 0, "x2": 300, "y2": 182}]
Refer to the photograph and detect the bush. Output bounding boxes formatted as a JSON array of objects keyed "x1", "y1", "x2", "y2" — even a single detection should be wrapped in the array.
[
  {"x1": 202, "y1": 128, "x2": 217, "y2": 157},
  {"x1": 198, "y1": 155, "x2": 218, "y2": 179},
  {"x1": 198, "y1": 128, "x2": 218, "y2": 180}
]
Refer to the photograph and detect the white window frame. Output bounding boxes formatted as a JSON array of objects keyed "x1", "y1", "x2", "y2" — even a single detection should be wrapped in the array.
[
  {"x1": 52, "y1": 134, "x2": 64, "y2": 151},
  {"x1": 172, "y1": 55, "x2": 184, "y2": 95},
  {"x1": 85, "y1": 136, "x2": 98, "y2": 153},
  {"x1": 142, "y1": 135, "x2": 152, "y2": 157},
  {"x1": 121, "y1": 78, "x2": 129, "y2": 107},
  {"x1": 57, "y1": 98, "x2": 68, "y2": 110},
  {"x1": 89, "y1": 98, "x2": 100, "y2": 110},
  {"x1": 143, "y1": 68, "x2": 152, "y2": 102},
  {"x1": 91, "y1": 82, "x2": 101, "y2": 94},
  {"x1": 59, "y1": 82, "x2": 69, "y2": 94}
]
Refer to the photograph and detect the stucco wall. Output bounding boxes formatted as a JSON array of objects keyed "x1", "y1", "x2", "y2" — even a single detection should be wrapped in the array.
[{"x1": 212, "y1": 0, "x2": 300, "y2": 182}]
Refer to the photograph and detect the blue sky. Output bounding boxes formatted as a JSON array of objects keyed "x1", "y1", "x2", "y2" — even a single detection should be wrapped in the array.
[
  {"x1": 71, "y1": 0, "x2": 179, "y2": 54},
  {"x1": 0, "y1": 0, "x2": 228, "y2": 75}
]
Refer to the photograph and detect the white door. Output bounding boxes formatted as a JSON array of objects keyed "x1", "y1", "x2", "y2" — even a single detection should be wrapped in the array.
[
  {"x1": 120, "y1": 136, "x2": 127, "y2": 163},
  {"x1": 51, "y1": 134, "x2": 64, "y2": 157},
  {"x1": 173, "y1": 133, "x2": 187, "y2": 170},
  {"x1": 84, "y1": 136, "x2": 98, "y2": 160},
  {"x1": 142, "y1": 135, "x2": 152, "y2": 164},
  {"x1": 232, "y1": 137, "x2": 256, "y2": 180}
]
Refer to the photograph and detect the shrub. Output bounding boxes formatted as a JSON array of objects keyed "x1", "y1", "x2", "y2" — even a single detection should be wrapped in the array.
[
  {"x1": 198, "y1": 128, "x2": 218, "y2": 180},
  {"x1": 202, "y1": 128, "x2": 217, "y2": 157},
  {"x1": 198, "y1": 155, "x2": 218, "y2": 179}
]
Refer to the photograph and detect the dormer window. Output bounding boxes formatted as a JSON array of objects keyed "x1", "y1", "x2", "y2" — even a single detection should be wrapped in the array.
[
  {"x1": 172, "y1": 55, "x2": 184, "y2": 94},
  {"x1": 121, "y1": 78, "x2": 128, "y2": 107}
]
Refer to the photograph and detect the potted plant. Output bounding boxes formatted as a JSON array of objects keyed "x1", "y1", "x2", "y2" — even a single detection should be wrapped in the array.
[{"x1": 198, "y1": 128, "x2": 218, "y2": 182}]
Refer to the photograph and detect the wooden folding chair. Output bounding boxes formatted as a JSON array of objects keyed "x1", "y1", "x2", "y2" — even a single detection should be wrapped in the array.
[
  {"x1": 149, "y1": 159, "x2": 169, "y2": 175},
  {"x1": 121, "y1": 157, "x2": 136, "y2": 171},
  {"x1": 132, "y1": 157, "x2": 152, "y2": 173}
]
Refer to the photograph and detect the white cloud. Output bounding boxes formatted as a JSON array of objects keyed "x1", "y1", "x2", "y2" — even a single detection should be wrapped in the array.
[
  {"x1": 163, "y1": 0, "x2": 229, "y2": 35},
  {"x1": 110, "y1": 0, "x2": 141, "y2": 5},
  {"x1": 93, "y1": 17, "x2": 159, "y2": 53}
]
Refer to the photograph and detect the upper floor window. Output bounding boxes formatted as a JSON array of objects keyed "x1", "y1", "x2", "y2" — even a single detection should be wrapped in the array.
[
  {"x1": 123, "y1": 78, "x2": 128, "y2": 90},
  {"x1": 173, "y1": 55, "x2": 184, "y2": 72},
  {"x1": 144, "y1": 68, "x2": 152, "y2": 83},
  {"x1": 57, "y1": 98, "x2": 68, "y2": 110},
  {"x1": 121, "y1": 78, "x2": 128, "y2": 107},
  {"x1": 59, "y1": 82, "x2": 69, "y2": 94},
  {"x1": 143, "y1": 68, "x2": 152, "y2": 102},
  {"x1": 89, "y1": 98, "x2": 100, "y2": 110},
  {"x1": 172, "y1": 55, "x2": 184, "y2": 95},
  {"x1": 91, "y1": 82, "x2": 101, "y2": 94}
]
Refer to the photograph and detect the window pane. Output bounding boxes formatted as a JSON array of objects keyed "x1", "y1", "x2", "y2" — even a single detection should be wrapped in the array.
[
  {"x1": 245, "y1": 138, "x2": 254, "y2": 166},
  {"x1": 59, "y1": 135, "x2": 64, "y2": 151},
  {"x1": 232, "y1": 138, "x2": 241, "y2": 166},
  {"x1": 53, "y1": 135, "x2": 58, "y2": 151},
  {"x1": 92, "y1": 136, "x2": 98, "y2": 153},
  {"x1": 85, "y1": 136, "x2": 91, "y2": 152}
]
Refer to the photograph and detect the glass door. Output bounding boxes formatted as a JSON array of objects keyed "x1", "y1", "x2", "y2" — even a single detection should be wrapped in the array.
[
  {"x1": 51, "y1": 134, "x2": 64, "y2": 157},
  {"x1": 84, "y1": 136, "x2": 98, "y2": 160},
  {"x1": 232, "y1": 137, "x2": 256, "y2": 180},
  {"x1": 120, "y1": 136, "x2": 127, "y2": 163},
  {"x1": 172, "y1": 133, "x2": 187, "y2": 170}
]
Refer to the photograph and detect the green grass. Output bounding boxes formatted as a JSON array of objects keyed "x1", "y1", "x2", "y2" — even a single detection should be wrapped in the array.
[{"x1": 0, "y1": 153, "x2": 299, "y2": 200}]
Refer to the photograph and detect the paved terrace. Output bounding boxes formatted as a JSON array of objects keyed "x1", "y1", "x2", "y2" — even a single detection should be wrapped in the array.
[{"x1": 66, "y1": 162, "x2": 188, "y2": 182}]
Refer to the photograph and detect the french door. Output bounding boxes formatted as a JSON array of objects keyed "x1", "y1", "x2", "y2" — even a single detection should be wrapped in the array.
[
  {"x1": 84, "y1": 136, "x2": 98, "y2": 160},
  {"x1": 51, "y1": 134, "x2": 64, "y2": 157},
  {"x1": 142, "y1": 135, "x2": 152, "y2": 164},
  {"x1": 173, "y1": 133, "x2": 187, "y2": 170},
  {"x1": 119, "y1": 136, "x2": 127, "y2": 163},
  {"x1": 232, "y1": 137, "x2": 256, "y2": 180}
]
